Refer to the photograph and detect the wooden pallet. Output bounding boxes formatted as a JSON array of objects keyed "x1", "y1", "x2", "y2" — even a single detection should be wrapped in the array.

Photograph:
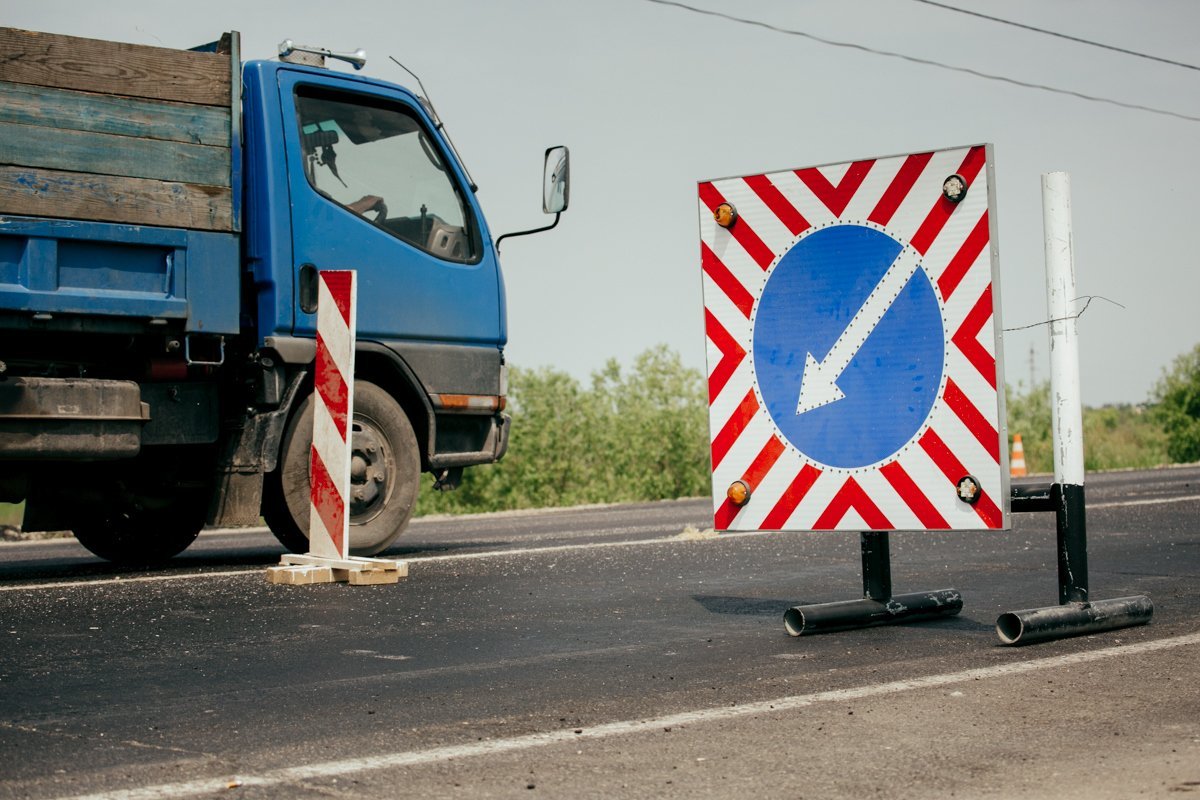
[{"x1": 266, "y1": 554, "x2": 409, "y2": 586}]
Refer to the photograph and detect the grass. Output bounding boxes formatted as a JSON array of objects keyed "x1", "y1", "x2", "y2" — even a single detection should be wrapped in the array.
[{"x1": 0, "y1": 502, "x2": 22, "y2": 528}]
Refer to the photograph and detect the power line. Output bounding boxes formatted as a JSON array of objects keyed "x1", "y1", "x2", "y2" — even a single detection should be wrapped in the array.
[
  {"x1": 643, "y1": 0, "x2": 1200, "y2": 124},
  {"x1": 911, "y1": 0, "x2": 1200, "y2": 73}
]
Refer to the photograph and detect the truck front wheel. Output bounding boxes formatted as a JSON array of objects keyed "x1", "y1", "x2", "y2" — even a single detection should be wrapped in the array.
[{"x1": 263, "y1": 380, "x2": 421, "y2": 556}]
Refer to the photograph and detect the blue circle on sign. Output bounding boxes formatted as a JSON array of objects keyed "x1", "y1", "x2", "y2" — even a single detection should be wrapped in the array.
[{"x1": 752, "y1": 223, "x2": 944, "y2": 469}]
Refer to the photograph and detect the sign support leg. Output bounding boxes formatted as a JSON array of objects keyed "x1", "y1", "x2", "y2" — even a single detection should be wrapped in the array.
[
  {"x1": 996, "y1": 172, "x2": 1151, "y2": 643},
  {"x1": 1001, "y1": 482, "x2": 1151, "y2": 644},
  {"x1": 861, "y1": 530, "x2": 892, "y2": 601},
  {"x1": 784, "y1": 531, "x2": 962, "y2": 636},
  {"x1": 1056, "y1": 483, "x2": 1088, "y2": 605}
]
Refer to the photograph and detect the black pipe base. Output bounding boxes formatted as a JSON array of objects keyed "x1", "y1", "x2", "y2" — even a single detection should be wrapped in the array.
[
  {"x1": 995, "y1": 595, "x2": 1153, "y2": 646},
  {"x1": 784, "y1": 589, "x2": 963, "y2": 637}
]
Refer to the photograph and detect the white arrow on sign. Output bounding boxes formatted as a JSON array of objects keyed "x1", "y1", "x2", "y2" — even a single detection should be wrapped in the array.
[{"x1": 795, "y1": 246, "x2": 923, "y2": 415}]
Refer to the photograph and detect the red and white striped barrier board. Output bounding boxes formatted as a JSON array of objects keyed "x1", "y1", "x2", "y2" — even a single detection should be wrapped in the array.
[
  {"x1": 308, "y1": 270, "x2": 357, "y2": 558},
  {"x1": 699, "y1": 144, "x2": 1009, "y2": 532}
]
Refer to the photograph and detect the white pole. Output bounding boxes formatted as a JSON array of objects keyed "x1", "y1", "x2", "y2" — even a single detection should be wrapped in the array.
[{"x1": 1041, "y1": 172, "x2": 1085, "y2": 487}]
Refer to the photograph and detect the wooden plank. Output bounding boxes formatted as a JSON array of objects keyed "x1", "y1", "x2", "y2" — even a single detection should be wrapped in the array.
[
  {"x1": 279, "y1": 553, "x2": 408, "y2": 572},
  {"x1": 0, "y1": 166, "x2": 233, "y2": 232},
  {"x1": 0, "y1": 121, "x2": 229, "y2": 187},
  {"x1": 0, "y1": 82, "x2": 230, "y2": 146},
  {"x1": 266, "y1": 565, "x2": 335, "y2": 585},
  {"x1": 0, "y1": 27, "x2": 229, "y2": 106},
  {"x1": 345, "y1": 569, "x2": 403, "y2": 586},
  {"x1": 265, "y1": 564, "x2": 402, "y2": 586}
]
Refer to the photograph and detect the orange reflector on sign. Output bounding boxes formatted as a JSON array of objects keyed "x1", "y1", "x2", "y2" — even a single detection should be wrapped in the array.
[{"x1": 727, "y1": 480, "x2": 751, "y2": 507}]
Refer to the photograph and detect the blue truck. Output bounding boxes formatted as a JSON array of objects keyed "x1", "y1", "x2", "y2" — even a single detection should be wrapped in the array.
[{"x1": 0, "y1": 29, "x2": 568, "y2": 562}]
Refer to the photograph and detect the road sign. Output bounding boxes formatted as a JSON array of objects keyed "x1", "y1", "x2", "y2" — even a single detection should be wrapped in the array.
[
  {"x1": 699, "y1": 144, "x2": 1009, "y2": 532},
  {"x1": 266, "y1": 269, "x2": 407, "y2": 585},
  {"x1": 309, "y1": 269, "x2": 357, "y2": 559}
]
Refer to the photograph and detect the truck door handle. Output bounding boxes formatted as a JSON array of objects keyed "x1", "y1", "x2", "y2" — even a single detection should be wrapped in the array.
[{"x1": 299, "y1": 264, "x2": 318, "y2": 314}]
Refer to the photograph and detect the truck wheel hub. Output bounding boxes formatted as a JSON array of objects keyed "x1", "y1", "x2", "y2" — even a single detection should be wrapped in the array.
[{"x1": 349, "y1": 427, "x2": 388, "y2": 519}]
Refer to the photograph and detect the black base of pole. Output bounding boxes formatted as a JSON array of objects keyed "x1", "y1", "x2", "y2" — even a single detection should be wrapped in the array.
[
  {"x1": 995, "y1": 595, "x2": 1153, "y2": 645},
  {"x1": 784, "y1": 589, "x2": 963, "y2": 636},
  {"x1": 1003, "y1": 482, "x2": 1153, "y2": 645}
]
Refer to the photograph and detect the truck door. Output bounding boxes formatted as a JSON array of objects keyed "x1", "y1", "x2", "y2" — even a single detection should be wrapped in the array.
[{"x1": 276, "y1": 70, "x2": 503, "y2": 349}]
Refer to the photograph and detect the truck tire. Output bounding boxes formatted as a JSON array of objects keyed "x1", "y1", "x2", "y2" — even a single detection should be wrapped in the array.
[
  {"x1": 72, "y1": 488, "x2": 207, "y2": 564},
  {"x1": 263, "y1": 380, "x2": 420, "y2": 556}
]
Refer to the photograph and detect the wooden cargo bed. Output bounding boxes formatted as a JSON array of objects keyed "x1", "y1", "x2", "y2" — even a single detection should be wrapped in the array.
[{"x1": 0, "y1": 27, "x2": 238, "y2": 232}]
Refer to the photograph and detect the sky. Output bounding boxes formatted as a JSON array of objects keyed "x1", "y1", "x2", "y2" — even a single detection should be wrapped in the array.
[{"x1": 5, "y1": 0, "x2": 1198, "y2": 406}]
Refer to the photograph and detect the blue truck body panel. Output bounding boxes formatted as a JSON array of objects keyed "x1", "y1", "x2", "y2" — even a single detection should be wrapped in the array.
[{"x1": 0, "y1": 216, "x2": 240, "y2": 333}]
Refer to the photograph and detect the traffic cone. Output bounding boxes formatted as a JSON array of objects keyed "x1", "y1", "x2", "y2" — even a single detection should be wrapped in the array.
[{"x1": 1010, "y1": 434, "x2": 1027, "y2": 478}]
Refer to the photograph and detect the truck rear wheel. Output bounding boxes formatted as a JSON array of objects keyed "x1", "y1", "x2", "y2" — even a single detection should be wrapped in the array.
[
  {"x1": 72, "y1": 485, "x2": 208, "y2": 564},
  {"x1": 263, "y1": 380, "x2": 420, "y2": 556}
]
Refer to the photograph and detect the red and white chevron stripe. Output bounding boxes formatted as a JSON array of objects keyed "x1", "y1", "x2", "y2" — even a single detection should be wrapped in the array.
[
  {"x1": 699, "y1": 145, "x2": 1009, "y2": 532},
  {"x1": 308, "y1": 270, "x2": 357, "y2": 558}
]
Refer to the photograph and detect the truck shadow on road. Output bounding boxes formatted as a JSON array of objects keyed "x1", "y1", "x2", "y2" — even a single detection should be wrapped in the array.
[
  {"x1": 0, "y1": 537, "x2": 534, "y2": 585},
  {"x1": 0, "y1": 547, "x2": 283, "y2": 584}
]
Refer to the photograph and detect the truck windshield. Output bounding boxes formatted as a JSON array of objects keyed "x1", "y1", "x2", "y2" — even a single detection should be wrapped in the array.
[{"x1": 295, "y1": 88, "x2": 478, "y2": 263}]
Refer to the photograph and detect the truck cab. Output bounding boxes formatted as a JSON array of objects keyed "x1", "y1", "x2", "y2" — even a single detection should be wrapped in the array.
[
  {"x1": 0, "y1": 29, "x2": 568, "y2": 561},
  {"x1": 243, "y1": 57, "x2": 516, "y2": 557}
]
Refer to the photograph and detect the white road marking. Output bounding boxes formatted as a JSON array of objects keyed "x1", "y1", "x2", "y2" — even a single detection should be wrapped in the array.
[
  {"x1": 0, "y1": 570, "x2": 265, "y2": 592},
  {"x1": 0, "y1": 531, "x2": 755, "y2": 592},
  {"x1": 1088, "y1": 493, "x2": 1200, "y2": 509},
  {"x1": 411, "y1": 528, "x2": 759, "y2": 563},
  {"x1": 1, "y1": 492, "x2": 1196, "y2": 593},
  {"x1": 53, "y1": 632, "x2": 1200, "y2": 800}
]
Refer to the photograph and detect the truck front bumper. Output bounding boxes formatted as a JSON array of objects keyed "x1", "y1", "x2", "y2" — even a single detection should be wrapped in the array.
[{"x1": 428, "y1": 412, "x2": 510, "y2": 470}]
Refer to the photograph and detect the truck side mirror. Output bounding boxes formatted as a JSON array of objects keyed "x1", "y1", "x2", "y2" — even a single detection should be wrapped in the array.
[
  {"x1": 543, "y1": 146, "x2": 569, "y2": 215},
  {"x1": 496, "y1": 146, "x2": 570, "y2": 254}
]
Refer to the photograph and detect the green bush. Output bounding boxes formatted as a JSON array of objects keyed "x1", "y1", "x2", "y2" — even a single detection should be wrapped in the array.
[
  {"x1": 415, "y1": 345, "x2": 711, "y2": 516},
  {"x1": 1006, "y1": 382, "x2": 1170, "y2": 474},
  {"x1": 1005, "y1": 382, "x2": 1053, "y2": 474},
  {"x1": 1152, "y1": 344, "x2": 1200, "y2": 463},
  {"x1": 1082, "y1": 404, "x2": 1168, "y2": 471}
]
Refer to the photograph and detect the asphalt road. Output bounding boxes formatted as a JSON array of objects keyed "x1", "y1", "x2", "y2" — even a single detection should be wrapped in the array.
[{"x1": 0, "y1": 466, "x2": 1197, "y2": 799}]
